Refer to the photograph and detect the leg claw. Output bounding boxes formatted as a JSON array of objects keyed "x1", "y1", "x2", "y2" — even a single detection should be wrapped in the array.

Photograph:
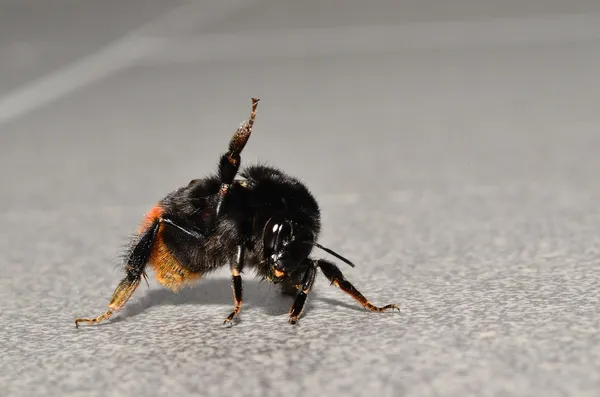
[{"x1": 223, "y1": 311, "x2": 237, "y2": 327}]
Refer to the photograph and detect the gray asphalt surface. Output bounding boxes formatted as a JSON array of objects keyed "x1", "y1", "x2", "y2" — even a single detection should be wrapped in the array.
[{"x1": 1, "y1": 1, "x2": 600, "y2": 396}]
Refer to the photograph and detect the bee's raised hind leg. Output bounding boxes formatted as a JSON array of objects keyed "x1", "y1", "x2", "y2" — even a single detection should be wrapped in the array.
[{"x1": 216, "y1": 98, "x2": 259, "y2": 216}]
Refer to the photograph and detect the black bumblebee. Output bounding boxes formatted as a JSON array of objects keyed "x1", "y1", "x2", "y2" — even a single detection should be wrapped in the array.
[{"x1": 75, "y1": 98, "x2": 399, "y2": 328}]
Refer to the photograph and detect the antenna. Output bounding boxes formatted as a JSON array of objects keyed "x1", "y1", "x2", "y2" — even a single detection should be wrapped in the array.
[{"x1": 303, "y1": 241, "x2": 356, "y2": 268}]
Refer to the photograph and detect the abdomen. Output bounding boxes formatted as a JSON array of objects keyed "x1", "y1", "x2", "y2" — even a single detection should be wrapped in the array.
[{"x1": 137, "y1": 186, "x2": 215, "y2": 291}]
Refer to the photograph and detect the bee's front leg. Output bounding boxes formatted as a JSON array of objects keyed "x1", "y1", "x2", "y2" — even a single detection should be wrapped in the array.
[{"x1": 288, "y1": 264, "x2": 318, "y2": 325}]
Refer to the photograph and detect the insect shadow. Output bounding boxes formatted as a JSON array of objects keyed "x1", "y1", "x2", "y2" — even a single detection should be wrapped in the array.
[{"x1": 105, "y1": 278, "x2": 362, "y2": 325}]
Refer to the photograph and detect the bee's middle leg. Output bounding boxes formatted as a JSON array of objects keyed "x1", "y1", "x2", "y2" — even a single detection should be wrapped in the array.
[{"x1": 224, "y1": 245, "x2": 245, "y2": 326}]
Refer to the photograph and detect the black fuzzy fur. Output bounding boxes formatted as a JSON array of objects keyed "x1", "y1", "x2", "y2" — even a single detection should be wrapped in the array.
[{"x1": 130, "y1": 163, "x2": 321, "y2": 292}]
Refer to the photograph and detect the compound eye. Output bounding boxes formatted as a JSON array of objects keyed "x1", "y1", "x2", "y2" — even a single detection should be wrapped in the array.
[
  {"x1": 263, "y1": 217, "x2": 292, "y2": 261},
  {"x1": 280, "y1": 221, "x2": 293, "y2": 245},
  {"x1": 263, "y1": 218, "x2": 279, "y2": 258}
]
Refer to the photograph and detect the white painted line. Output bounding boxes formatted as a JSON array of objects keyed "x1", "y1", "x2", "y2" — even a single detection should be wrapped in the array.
[
  {"x1": 143, "y1": 12, "x2": 600, "y2": 64},
  {"x1": 0, "y1": 36, "x2": 163, "y2": 126},
  {"x1": 0, "y1": 0, "x2": 251, "y2": 126}
]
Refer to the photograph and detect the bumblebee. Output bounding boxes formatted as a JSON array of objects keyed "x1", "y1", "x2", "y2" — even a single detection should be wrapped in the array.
[{"x1": 75, "y1": 98, "x2": 398, "y2": 328}]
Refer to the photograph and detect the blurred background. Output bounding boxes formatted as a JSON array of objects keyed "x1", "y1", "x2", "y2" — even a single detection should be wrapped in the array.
[
  {"x1": 1, "y1": 1, "x2": 600, "y2": 396},
  {"x1": 2, "y1": 0, "x2": 600, "y2": 209}
]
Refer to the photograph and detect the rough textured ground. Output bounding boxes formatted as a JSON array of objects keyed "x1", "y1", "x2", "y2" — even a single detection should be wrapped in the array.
[{"x1": 1, "y1": 1, "x2": 600, "y2": 396}]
